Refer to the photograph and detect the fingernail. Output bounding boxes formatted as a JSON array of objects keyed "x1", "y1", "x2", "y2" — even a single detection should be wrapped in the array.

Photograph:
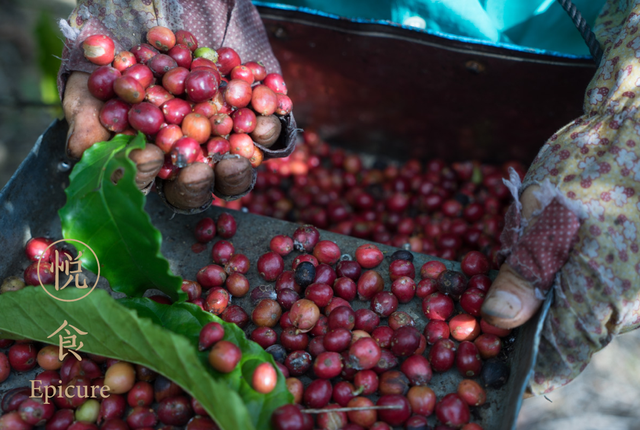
[{"x1": 482, "y1": 290, "x2": 522, "y2": 320}]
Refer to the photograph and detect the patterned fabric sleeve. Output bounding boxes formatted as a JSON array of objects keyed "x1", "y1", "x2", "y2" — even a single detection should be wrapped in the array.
[
  {"x1": 502, "y1": 0, "x2": 640, "y2": 395},
  {"x1": 57, "y1": 0, "x2": 280, "y2": 98}
]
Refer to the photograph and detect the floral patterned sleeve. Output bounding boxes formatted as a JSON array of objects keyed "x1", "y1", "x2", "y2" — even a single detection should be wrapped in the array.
[
  {"x1": 57, "y1": 0, "x2": 280, "y2": 98},
  {"x1": 501, "y1": 0, "x2": 640, "y2": 395}
]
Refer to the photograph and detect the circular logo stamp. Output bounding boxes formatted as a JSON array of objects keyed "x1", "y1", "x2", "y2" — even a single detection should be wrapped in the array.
[{"x1": 37, "y1": 239, "x2": 100, "y2": 302}]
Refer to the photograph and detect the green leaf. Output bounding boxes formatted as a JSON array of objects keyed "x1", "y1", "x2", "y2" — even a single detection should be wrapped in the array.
[
  {"x1": 58, "y1": 133, "x2": 184, "y2": 301},
  {"x1": 119, "y1": 298, "x2": 293, "y2": 427},
  {"x1": 0, "y1": 288, "x2": 291, "y2": 430},
  {"x1": 34, "y1": 11, "x2": 64, "y2": 107}
]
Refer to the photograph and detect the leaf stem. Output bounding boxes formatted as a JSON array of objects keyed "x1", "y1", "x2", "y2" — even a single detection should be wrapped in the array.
[{"x1": 301, "y1": 405, "x2": 403, "y2": 414}]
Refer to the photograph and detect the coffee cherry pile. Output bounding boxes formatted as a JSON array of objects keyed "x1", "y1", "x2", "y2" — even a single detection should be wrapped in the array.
[
  {"x1": 239, "y1": 130, "x2": 526, "y2": 264},
  {"x1": 1, "y1": 237, "x2": 231, "y2": 429},
  {"x1": 0, "y1": 340, "x2": 221, "y2": 429},
  {"x1": 0, "y1": 237, "x2": 76, "y2": 293},
  {"x1": 83, "y1": 26, "x2": 293, "y2": 197},
  {"x1": 1, "y1": 219, "x2": 512, "y2": 429},
  {"x1": 186, "y1": 220, "x2": 513, "y2": 429}
]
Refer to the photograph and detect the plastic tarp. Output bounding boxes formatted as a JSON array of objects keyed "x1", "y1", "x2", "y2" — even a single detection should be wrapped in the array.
[{"x1": 263, "y1": 0, "x2": 606, "y2": 57}]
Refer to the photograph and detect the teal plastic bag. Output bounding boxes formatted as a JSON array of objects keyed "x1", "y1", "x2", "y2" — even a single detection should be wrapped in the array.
[{"x1": 266, "y1": 0, "x2": 606, "y2": 56}]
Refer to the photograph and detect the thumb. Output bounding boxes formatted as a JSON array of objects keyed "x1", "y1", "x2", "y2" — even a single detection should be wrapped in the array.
[
  {"x1": 481, "y1": 184, "x2": 580, "y2": 329},
  {"x1": 62, "y1": 71, "x2": 111, "y2": 159},
  {"x1": 481, "y1": 263, "x2": 543, "y2": 329}
]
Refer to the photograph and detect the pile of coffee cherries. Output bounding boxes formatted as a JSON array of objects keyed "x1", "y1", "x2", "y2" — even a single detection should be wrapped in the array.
[
  {"x1": 82, "y1": 26, "x2": 292, "y2": 195},
  {"x1": 1, "y1": 213, "x2": 512, "y2": 429},
  {"x1": 0, "y1": 340, "x2": 220, "y2": 429},
  {"x1": 0, "y1": 237, "x2": 227, "y2": 429},
  {"x1": 187, "y1": 217, "x2": 513, "y2": 429},
  {"x1": 238, "y1": 131, "x2": 526, "y2": 264}
]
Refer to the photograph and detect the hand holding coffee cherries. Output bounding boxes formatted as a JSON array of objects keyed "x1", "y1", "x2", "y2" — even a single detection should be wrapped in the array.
[{"x1": 63, "y1": 27, "x2": 293, "y2": 210}]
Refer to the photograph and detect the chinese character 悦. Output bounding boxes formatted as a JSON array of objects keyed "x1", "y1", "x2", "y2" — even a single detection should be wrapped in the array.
[{"x1": 50, "y1": 250, "x2": 88, "y2": 290}]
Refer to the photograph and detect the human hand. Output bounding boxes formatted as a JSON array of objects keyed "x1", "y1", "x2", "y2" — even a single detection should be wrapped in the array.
[
  {"x1": 59, "y1": 0, "x2": 296, "y2": 211},
  {"x1": 63, "y1": 71, "x2": 166, "y2": 192},
  {"x1": 480, "y1": 0, "x2": 640, "y2": 395}
]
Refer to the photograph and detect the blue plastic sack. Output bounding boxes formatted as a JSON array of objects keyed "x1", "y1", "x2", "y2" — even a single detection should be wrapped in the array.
[{"x1": 265, "y1": 0, "x2": 606, "y2": 56}]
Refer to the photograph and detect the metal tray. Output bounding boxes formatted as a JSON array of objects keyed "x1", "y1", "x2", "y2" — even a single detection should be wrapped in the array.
[{"x1": 0, "y1": 119, "x2": 551, "y2": 429}]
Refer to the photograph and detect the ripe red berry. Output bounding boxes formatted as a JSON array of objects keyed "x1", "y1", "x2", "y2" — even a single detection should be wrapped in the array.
[
  {"x1": 407, "y1": 386, "x2": 436, "y2": 417},
  {"x1": 271, "y1": 404, "x2": 306, "y2": 430},
  {"x1": 389, "y1": 326, "x2": 421, "y2": 357},
  {"x1": 357, "y1": 271, "x2": 384, "y2": 301},
  {"x1": 474, "y1": 333, "x2": 502, "y2": 359},
  {"x1": 422, "y1": 292, "x2": 455, "y2": 321},
  {"x1": 435, "y1": 393, "x2": 470, "y2": 427},
  {"x1": 449, "y1": 314, "x2": 481, "y2": 342},
  {"x1": 252, "y1": 362, "x2": 277, "y2": 394},
  {"x1": 468, "y1": 274, "x2": 491, "y2": 292},
  {"x1": 196, "y1": 264, "x2": 227, "y2": 289},
  {"x1": 208, "y1": 340, "x2": 241, "y2": 373},
  {"x1": 24, "y1": 260, "x2": 55, "y2": 286},
  {"x1": 225, "y1": 254, "x2": 250, "y2": 276},
  {"x1": 424, "y1": 320, "x2": 450, "y2": 344},
  {"x1": 346, "y1": 337, "x2": 382, "y2": 373},
  {"x1": 371, "y1": 292, "x2": 398, "y2": 318},
  {"x1": 355, "y1": 244, "x2": 383, "y2": 268},
  {"x1": 313, "y1": 240, "x2": 341, "y2": 265},
  {"x1": 270, "y1": 235, "x2": 294, "y2": 256},
  {"x1": 390, "y1": 276, "x2": 416, "y2": 303},
  {"x1": 327, "y1": 305, "x2": 355, "y2": 331},
  {"x1": 428, "y1": 338, "x2": 456, "y2": 372},
  {"x1": 250, "y1": 327, "x2": 278, "y2": 349},
  {"x1": 313, "y1": 351, "x2": 343, "y2": 379},
  {"x1": 458, "y1": 379, "x2": 486, "y2": 406},
  {"x1": 456, "y1": 341, "x2": 483, "y2": 377},
  {"x1": 400, "y1": 354, "x2": 432, "y2": 386},
  {"x1": 211, "y1": 240, "x2": 235, "y2": 265},
  {"x1": 194, "y1": 218, "x2": 216, "y2": 243},
  {"x1": 460, "y1": 288, "x2": 485, "y2": 316},
  {"x1": 292, "y1": 225, "x2": 320, "y2": 253},
  {"x1": 460, "y1": 251, "x2": 490, "y2": 277},
  {"x1": 376, "y1": 395, "x2": 411, "y2": 426},
  {"x1": 257, "y1": 252, "x2": 285, "y2": 282},
  {"x1": 372, "y1": 326, "x2": 394, "y2": 349},
  {"x1": 204, "y1": 288, "x2": 230, "y2": 315},
  {"x1": 198, "y1": 322, "x2": 225, "y2": 351},
  {"x1": 420, "y1": 260, "x2": 447, "y2": 279},
  {"x1": 8, "y1": 343, "x2": 37, "y2": 372},
  {"x1": 353, "y1": 369, "x2": 379, "y2": 395},
  {"x1": 333, "y1": 277, "x2": 357, "y2": 302},
  {"x1": 389, "y1": 260, "x2": 415, "y2": 281},
  {"x1": 82, "y1": 34, "x2": 115, "y2": 65},
  {"x1": 216, "y1": 213, "x2": 237, "y2": 239},
  {"x1": 480, "y1": 318, "x2": 512, "y2": 337},
  {"x1": 0, "y1": 353, "x2": 10, "y2": 383}
]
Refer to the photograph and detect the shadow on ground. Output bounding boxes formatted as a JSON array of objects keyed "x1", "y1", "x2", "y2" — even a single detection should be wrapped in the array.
[{"x1": 518, "y1": 329, "x2": 640, "y2": 430}]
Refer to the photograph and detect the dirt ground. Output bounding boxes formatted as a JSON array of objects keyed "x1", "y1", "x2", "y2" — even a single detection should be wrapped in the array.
[
  {"x1": 517, "y1": 330, "x2": 640, "y2": 430},
  {"x1": 2, "y1": 0, "x2": 640, "y2": 428}
]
